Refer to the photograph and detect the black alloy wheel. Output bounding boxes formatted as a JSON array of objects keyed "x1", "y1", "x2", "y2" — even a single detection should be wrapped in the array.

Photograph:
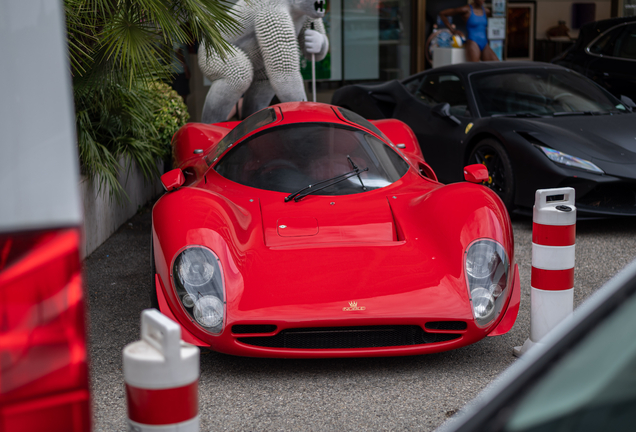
[{"x1": 468, "y1": 138, "x2": 515, "y2": 210}]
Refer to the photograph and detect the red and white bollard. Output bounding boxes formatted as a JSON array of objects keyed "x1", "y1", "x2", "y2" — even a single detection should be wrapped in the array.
[
  {"x1": 123, "y1": 309, "x2": 200, "y2": 431},
  {"x1": 514, "y1": 187, "x2": 576, "y2": 357}
]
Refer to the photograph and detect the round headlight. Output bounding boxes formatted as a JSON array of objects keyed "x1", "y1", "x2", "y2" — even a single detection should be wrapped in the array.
[
  {"x1": 193, "y1": 295, "x2": 224, "y2": 328},
  {"x1": 182, "y1": 293, "x2": 196, "y2": 308},
  {"x1": 490, "y1": 282, "x2": 505, "y2": 298},
  {"x1": 465, "y1": 239, "x2": 510, "y2": 327},
  {"x1": 471, "y1": 288, "x2": 495, "y2": 320},
  {"x1": 465, "y1": 242, "x2": 500, "y2": 279},
  {"x1": 177, "y1": 248, "x2": 215, "y2": 287}
]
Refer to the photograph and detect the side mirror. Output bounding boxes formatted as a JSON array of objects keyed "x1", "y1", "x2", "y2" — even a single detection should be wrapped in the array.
[
  {"x1": 431, "y1": 102, "x2": 461, "y2": 125},
  {"x1": 620, "y1": 95, "x2": 636, "y2": 110},
  {"x1": 464, "y1": 164, "x2": 488, "y2": 183},
  {"x1": 161, "y1": 169, "x2": 185, "y2": 192}
]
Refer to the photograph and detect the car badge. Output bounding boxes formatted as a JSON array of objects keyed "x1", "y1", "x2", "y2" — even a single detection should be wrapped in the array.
[
  {"x1": 343, "y1": 301, "x2": 366, "y2": 311},
  {"x1": 465, "y1": 123, "x2": 473, "y2": 134},
  {"x1": 279, "y1": 225, "x2": 287, "y2": 229}
]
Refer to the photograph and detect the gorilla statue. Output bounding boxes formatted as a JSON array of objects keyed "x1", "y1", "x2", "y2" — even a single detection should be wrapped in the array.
[{"x1": 198, "y1": 0, "x2": 329, "y2": 123}]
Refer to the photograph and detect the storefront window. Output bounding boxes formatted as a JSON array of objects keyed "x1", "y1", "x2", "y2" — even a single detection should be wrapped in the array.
[{"x1": 302, "y1": 0, "x2": 412, "y2": 82}]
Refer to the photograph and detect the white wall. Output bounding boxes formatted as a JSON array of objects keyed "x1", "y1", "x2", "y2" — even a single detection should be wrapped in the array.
[
  {"x1": 80, "y1": 159, "x2": 163, "y2": 258},
  {"x1": 535, "y1": 0, "x2": 612, "y2": 39}
]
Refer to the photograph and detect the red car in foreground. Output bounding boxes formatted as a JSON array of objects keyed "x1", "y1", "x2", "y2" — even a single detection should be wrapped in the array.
[{"x1": 151, "y1": 102, "x2": 520, "y2": 358}]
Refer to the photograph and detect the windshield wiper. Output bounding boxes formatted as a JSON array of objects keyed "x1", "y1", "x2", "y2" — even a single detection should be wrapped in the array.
[
  {"x1": 347, "y1": 156, "x2": 367, "y2": 191},
  {"x1": 552, "y1": 111, "x2": 599, "y2": 117},
  {"x1": 284, "y1": 157, "x2": 369, "y2": 202},
  {"x1": 491, "y1": 112, "x2": 544, "y2": 118}
]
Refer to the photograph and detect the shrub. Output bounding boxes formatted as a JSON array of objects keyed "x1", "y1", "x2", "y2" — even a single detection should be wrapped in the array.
[
  {"x1": 65, "y1": 0, "x2": 238, "y2": 201},
  {"x1": 151, "y1": 82, "x2": 190, "y2": 154}
]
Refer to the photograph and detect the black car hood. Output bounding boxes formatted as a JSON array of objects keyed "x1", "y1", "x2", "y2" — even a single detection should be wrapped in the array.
[{"x1": 509, "y1": 114, "x2": 636, "y2": 166}]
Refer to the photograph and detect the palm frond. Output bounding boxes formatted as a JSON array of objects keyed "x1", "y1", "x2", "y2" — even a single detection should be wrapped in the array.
[{"x1": 67, "y1": 0, "x2": 238, "y2": 202}]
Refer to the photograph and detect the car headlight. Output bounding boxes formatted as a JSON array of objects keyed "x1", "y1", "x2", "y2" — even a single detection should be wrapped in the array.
[
  {"x1": 536, "y1": 145, "x2": 604, "y2": 174},
  {"x1": 173, "y1": 246, "x2": 225, "y2": 333},
  {"x1": 465, "y1": 240, "x2": 510, "y2": 327}
]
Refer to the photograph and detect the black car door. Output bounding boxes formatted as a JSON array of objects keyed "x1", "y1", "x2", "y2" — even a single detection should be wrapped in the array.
[
  {"x1": 391, "y1": 72, "x2": 472, "y2": 184},
  {"x1": 585, "y1": 23, "x2": 636, "y2": 101}
]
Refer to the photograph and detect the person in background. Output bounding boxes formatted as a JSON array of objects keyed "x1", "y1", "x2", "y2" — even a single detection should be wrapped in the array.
[
  {"x1": 439, "y1": 0, "x2": 499, "y2": 62},
  {"x1": 170, "y1": 42, "x2": 191, "y2": 103}
]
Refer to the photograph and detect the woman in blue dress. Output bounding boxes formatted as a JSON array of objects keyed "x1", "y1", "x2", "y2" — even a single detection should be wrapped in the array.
[{"x1": 439, "y1": 0, "x2": 499, "y2": 62}]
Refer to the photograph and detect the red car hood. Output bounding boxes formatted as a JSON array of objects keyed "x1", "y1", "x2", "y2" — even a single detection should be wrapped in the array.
[{"x1": 227, "y1": 189, "x2": 507, "y2": 324}]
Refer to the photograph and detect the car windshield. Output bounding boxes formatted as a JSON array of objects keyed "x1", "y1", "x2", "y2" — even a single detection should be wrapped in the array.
[
  {"x1": 471, "y1": 69, "x2": 629, "y2": 117},
  {"x1": 214, "y1": 123, "x2": 409, "y2": 195}
]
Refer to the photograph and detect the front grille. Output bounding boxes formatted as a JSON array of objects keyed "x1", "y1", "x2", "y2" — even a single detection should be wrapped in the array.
[
  {"x1": 577, "y1": 183, "x2": 636, "y2": 214},
  {"x1": 425, "y1": 321, "x2": 468, "y2": 331},
  {"x1": 232, "y1": 325, "x2": 277, "y2": 334},
  {"x1": 237, "y1": 325, "x2": 461, "y2": 349}
]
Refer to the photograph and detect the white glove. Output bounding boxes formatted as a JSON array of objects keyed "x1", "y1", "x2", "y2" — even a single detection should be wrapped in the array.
[{"x1": 304, "y1": 29, "x2": 325, "y2": 54}]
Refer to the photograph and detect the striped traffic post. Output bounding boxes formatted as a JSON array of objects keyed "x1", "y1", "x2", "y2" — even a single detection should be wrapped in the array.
[
  {"x1": 123, "y1": 309, "x2": 200, "y2": 431},
  {"x1": 514, "y1": 188, "x2": 576, "y2": 357}
]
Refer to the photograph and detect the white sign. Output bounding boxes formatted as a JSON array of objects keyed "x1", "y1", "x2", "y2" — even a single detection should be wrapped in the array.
[
  {"x1": 488, "y1": 17, "x2": 506, "y2": 40},
  {"x1": 492, "y1": 0, "x2": 506, "y2": 17}
]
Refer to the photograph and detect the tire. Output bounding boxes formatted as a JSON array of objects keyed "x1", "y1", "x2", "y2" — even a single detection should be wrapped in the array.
[
  {"x1": 468, "y1": 139, "x2": 515, "y2": 210},
  {"x1": 150, "y1": 233, "x2": 159, "y2": 310}
]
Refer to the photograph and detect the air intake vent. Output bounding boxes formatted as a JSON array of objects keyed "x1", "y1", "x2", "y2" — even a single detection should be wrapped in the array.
[
  {"x1": 237, "y1": 325, "x2": 461, "y2": 349},
  {"x1": 232, "y1": 325, "x2": 277, "y2": 334},
  {"x1": 425, "y1": 321, "x2": 468, "y2": 331}
]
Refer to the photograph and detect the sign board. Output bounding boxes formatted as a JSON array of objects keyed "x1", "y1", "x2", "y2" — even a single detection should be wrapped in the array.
[
  {"x1": 492, "y1": 0, "x2": 506, "y2": 17},
  {"x1": 488, "y1": 17, "x2": 506, "y2": 40}
]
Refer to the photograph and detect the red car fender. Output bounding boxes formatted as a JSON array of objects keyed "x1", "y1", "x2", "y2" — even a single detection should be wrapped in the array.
[
  {"x1": 152, "y1": 189, "x2": 251, "y2": 345},
  {"x1": 488, "y1": 263, "x2": 521, "y2": 337},
  {"x1": 172, "y1": 123, "x2": 233, "y2": 168},
  {"x1": 371, "y1": 118, "x2": 424, "y2": 160}
]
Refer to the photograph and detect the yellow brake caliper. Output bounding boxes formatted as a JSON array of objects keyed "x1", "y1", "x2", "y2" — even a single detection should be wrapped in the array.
[{"x1": 482, "y1": 155, "x2": 493, "y2": 184}]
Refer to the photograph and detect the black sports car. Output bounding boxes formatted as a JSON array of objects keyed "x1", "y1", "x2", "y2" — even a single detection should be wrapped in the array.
[
  {"x1": 332, "y1": 62, "x2": 636, "y2": 216},
  {"x1": 553, "y1": 17, "x2": 636, "y2": 104}
]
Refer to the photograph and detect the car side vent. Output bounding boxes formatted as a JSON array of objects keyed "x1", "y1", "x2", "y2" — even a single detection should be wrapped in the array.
[
  {"x1": 516, "y1": 131, "x2": 545, "y2": 146},
  {"x1": 425, "y1": 321, "x2": 468, "y2": 331},
  {"x1": 232, "y1": 325, "x2": 277, "y2": 334}
]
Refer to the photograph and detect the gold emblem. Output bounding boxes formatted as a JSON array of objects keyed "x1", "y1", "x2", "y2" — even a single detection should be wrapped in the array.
[
  {"x1": 465, "y1": 123, "x2": 473, "y2": 134},
  {"x1": 343, "y1": 301, "x2": 366, "y2": 311}
]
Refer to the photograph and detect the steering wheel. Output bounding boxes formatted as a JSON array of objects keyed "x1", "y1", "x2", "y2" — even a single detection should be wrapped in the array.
[
  {"x1": 254, "y1": 159, "x2": 300, "y2": 177},
  {"x1": 552, "y1": 92, "x2": 573, "y2": 102}
]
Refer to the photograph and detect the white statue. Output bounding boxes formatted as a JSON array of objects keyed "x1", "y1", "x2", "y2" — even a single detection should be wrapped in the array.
[{"x1": 198, "y1": 0, "x2": 329, "y2": 123}]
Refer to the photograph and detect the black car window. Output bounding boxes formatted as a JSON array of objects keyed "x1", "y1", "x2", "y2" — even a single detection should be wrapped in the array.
[
  {"x1": 471, "y1": 69, "x2": 628, "y2": 116},
  {"x1": 205, "y1": 108, "x2": 277, "y2": 165},
  {"x1": 616, "y1": 24, "x2": 636, "y2": 60},
  {"x1": 215, "y1": 123, "x2": 409, "y2": 195},
  {"x1": 588, "y1": 26, "x2": 621, "y2": 56},
  {"x1": 416, "y1": 73, "x2": 470, "y2": 117}
]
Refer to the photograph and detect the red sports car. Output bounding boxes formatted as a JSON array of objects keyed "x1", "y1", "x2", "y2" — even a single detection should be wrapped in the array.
[{"x1": 151, "y1": 102, "x2": 520, "y2": 358}]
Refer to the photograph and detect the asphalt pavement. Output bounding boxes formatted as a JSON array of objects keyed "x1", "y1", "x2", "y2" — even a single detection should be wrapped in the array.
[{"x1": 85, "y1": 200, "x2": 636, "y2": 431}]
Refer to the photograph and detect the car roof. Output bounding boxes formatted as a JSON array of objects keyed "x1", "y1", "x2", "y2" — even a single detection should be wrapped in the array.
[
  {"x1": 576, "y1": 16, "x2": 636, "y2": 47},
  {"x1": 276, "y1": 101, "x2": 345, "y2": 125},
  {"x1": 406, "y1": 61, "x2": 568, "y2": 80}
]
